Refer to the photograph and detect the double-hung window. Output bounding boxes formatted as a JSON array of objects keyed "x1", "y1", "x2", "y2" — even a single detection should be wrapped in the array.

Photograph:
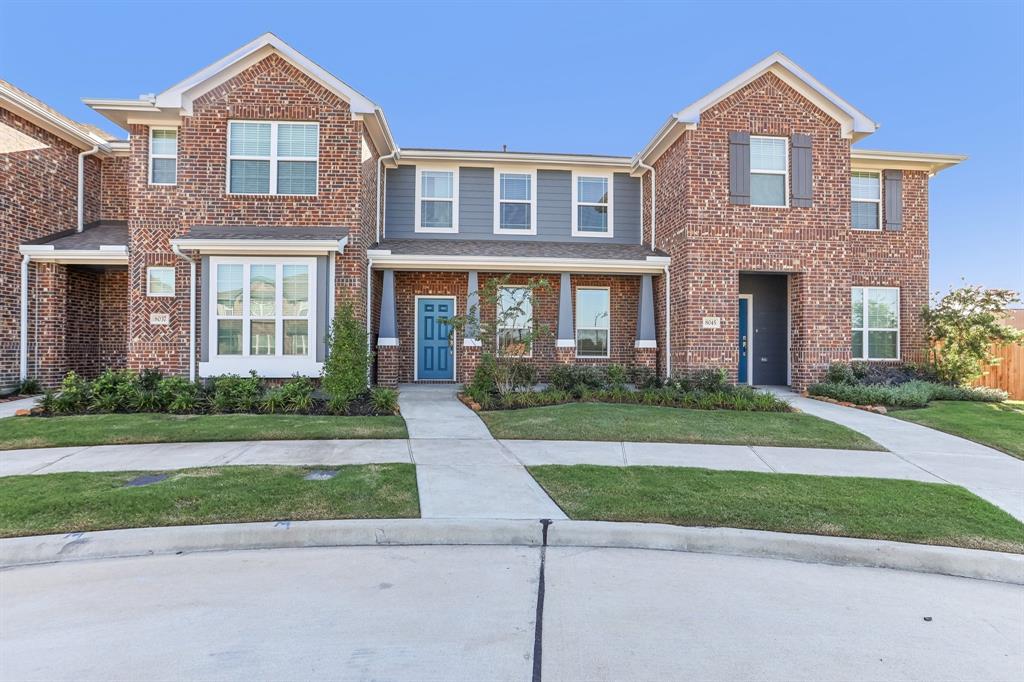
[
  {"x1": 576, "y1": 287, "x2": 610, "y2": 358},
  {"x1": 852, "y1": 287, "x2": 900, "y2": 360},
  {"x1": 228, "y1": 121, "x2": 318, "y2": 195},
  {"x1": 415, "y1": 168, "x2": 458, "y2": 232},
  {"x1": 149, "y1": 128, "x2": 177, "y2": 185},
  {"x1": 495, "y1": 171, "x2": 536, "y2": 234},
  {"x1": 211, "y1": 257, "x2": 316, "y2": 373},
  {"x1": 851, "y1": 171, "x2": 882, "y2": 230},
  {"x1": 572, "y1": 173, "x2": 613, "y2": 236},
  {"x1": 497, "y1": 286, "x2": 533, "y2": 357},
  {"x1": 750, "y1": 136, "x2": 788, "y2": 207}
]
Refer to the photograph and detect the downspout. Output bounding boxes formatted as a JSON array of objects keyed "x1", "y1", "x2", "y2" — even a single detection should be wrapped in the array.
[
  {"x1": 19, "y1": 254, "x2": 29, "y2": 381},
  {"x1": 375, "y1": 152, "x2": 398, "y2": 243},
  {"x1": 664, "y1": 263, "x2": 672, "y2": 379},
  {"x1": 635, "y1": 159, "x2": 656, "y2": 251},
  {"x1": 171, "y1": 244, "x2": 196, "y2": 382},
  {"x1": 77, "y1": 146, "x2": 100, "y2": 232},
  {"x1": 365, "y1": 257, "x2": 373, "y2": 387}
]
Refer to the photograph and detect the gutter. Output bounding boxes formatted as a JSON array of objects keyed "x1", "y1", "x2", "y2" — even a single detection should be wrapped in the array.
[
  {"x1": 634, "y1": 159, "x2": 657, "y2": 251},
  {"x1": 77, "y1": 146, "x2": 100, "y2": 232},
  {"x1": 19, "y1": 254, "x2": 29, "y2": 382},
  {"x1": 171, "y1": 244, "x2": 197, "y2": 382}
]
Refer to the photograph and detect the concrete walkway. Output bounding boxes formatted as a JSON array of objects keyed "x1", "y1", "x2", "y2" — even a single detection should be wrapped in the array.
[
  {"x1": 0, "y1": 396, "x2": 38, "y2": 419},
  {"x1": 767, "y1": 388, "x2": 1024, "y2": 520},
  {"x1": 397, "y1": 384, "x2": 566, "y2": 519}
]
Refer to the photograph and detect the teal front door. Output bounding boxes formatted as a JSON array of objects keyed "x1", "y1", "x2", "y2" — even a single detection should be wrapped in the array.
[{"x1": 417, "y1": 298, "x2": 454, "y2": 380}]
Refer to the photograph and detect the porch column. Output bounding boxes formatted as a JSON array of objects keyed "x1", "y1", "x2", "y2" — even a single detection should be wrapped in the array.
[
  {"x1": 376, "y1": 269, "x2": 399, "y2": 387},
  {"x1": 556, "y1": 272, "x2": 575, "y2": 364},
  {"x1": 635, "y1": 273, "x2": 657, "y2": 370},
  {"x1": 460, "y1": 271, "x2": 482, "y2": 384}
]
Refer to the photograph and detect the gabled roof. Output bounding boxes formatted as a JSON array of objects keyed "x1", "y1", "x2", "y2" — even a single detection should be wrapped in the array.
[
  {"x1": 0, "y1": 79, "x2": 121, "y2": 152},
  {"x1": 635, "y1": 52, "x2": 878, "y2": 166},
  {"x1": 84, "y1": 33, "x2": 396, "y2": 154}
]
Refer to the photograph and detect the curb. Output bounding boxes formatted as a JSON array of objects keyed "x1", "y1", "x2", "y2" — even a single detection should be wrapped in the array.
[{"x1": 2, "y1": 519, "x2": 1021, "y2": 584}]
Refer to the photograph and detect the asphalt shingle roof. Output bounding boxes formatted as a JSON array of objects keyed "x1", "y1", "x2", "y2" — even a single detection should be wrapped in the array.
[{"x1": 25, "y1": 221, "x2": 128, "y2": 250}]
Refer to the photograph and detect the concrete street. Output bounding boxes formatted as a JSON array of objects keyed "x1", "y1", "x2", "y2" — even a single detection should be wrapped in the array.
[{"x1": 1, "y1": 544, "x2": 1021, "y2": 681}]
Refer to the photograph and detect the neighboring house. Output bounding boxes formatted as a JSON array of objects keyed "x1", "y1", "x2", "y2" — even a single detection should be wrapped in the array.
[{"x1": 2, "y1": 34, "x2": 965, "y2": 392}]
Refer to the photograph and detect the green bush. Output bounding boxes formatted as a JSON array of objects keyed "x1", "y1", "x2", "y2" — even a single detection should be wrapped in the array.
[
  {"x1": 208, "y1": 372, "x2": 264, "y2": 413},
  {"x1": 628, "y1": 365, "x2": 661, "y2": 389},
  {"x1": 158, "y1": 376, "x2": 201, "y2": 414},
  {"x1": 322, "y1": 302, "x2": 372, "y2": 407},
  {"x1": 278, "y1": 374, "x2": 315, "y2": 413},
  {"x1": 824, "y1": 362, "x2": 858, "y2": 386},
  {"x1": 370, "y1": 387, "x2": 399, "y2": 414},
  {"x1": 17, "y1": 378, "x2": 41, "y2": 395},
  {"x1": 808, "y1": 380, "x2": 1007, "y2": 408},
  {"x1": 89, "y1": 369, "x2": 136, "y2": 412},
  {"x1": 549, "y1": 364, "x2": 607, "y2": 396},
  {"x1": 51, "y1": 371, "x2": 91, "y2": 414}
]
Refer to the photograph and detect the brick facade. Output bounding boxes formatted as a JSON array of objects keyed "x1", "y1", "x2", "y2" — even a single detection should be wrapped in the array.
[{"x1": 650, "y1": 72, "x2": 930, "y2": 389}]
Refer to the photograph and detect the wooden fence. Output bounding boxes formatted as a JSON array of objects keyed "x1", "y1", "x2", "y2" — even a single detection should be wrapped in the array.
[{"x1": 973, "y1": 342, "x2": 1024, "y2": 399}]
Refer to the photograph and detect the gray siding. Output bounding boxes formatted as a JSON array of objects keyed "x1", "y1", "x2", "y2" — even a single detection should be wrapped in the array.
[{"x1": 384, "y1": 164, "x2": 642, "y2": 244}]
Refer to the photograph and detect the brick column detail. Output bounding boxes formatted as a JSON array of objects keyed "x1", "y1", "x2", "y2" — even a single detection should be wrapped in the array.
[
  {"x1": 634, "y1": 346, "x2": 657, "y2": 371},
  {"x1": 376, "y1": 343, "x2": 399, "y2": 387},
  {"x1": 460, "y1": 342, "x2": 482, "y2": 384}
]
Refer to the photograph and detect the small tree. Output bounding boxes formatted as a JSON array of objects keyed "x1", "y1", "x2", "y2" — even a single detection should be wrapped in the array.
[
  {"x1": 445, "y1": 275, "x2": 552, "y2": 398},
  {"x1": 922, "y1": 284, "x2": 1023, "y2": 385},
  {"x1": 322, "y1": 302, "x2": 373, "y2": 409}
]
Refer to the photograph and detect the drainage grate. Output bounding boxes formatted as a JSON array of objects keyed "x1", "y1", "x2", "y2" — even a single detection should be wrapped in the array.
[
  {"x1": 124, "y1": 473, "x2": 169, "y2": 487},
  {"x1": 304, "y1": 470, "x2": 338, "y2": 481}
]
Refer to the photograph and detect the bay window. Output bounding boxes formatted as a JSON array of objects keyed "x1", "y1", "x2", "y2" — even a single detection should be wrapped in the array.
[
  {"x1": 851, "y1": 171, "x2": 882, "y2": 230},
  {"x1": 750, "y1": 136, "x2": 788, "y2": 207},
  {"x1": 227, "y1": 121, "x2": 319, "y2": 195},
  {"x1": 576, "y1": 287, "x2": 610, "y2": 358},
  {"x1": 210, "y1": 257, "x2": 317, "y2": 373},
  {"x1": 852, "y1": 286, "x2": 900, "y2": 360}
]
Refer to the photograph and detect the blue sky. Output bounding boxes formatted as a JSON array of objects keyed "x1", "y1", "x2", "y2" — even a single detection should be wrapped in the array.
[{"x1": 2, "y1": 0, "x2": 1021, "y2": 297}]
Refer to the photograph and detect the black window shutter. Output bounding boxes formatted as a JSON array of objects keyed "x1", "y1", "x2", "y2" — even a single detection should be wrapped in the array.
[
  {"x1": 791, "y1": 133, "x2": 812, "y2": 207},
  {"x1": 729, "y1": 132, "x2": 750, "y2": 205},
  {"x1": 884, "y1": 170, "x2": 903, "y2": 231}
]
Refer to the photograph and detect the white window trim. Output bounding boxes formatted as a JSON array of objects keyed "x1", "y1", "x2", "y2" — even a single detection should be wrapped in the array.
[
  {"x1": 146, "y1": 266, "x2": 176, "y2": 297},
  {"x1": 414, "y1": 166, "x2": 459, "y2": 233},
  {"x1": 204, "y1": 256, "x2": 320, "y2": 377},
  {"x1": 496, "y1": 285, "x2": 534, "y2": 358},
  {"x1": 571, "y1": 171, "x2": 615, "y2": 238},
  {"x1": 750, "y1": 135, "x2": 789, "y2": 208},
  {"x1": 226, "y1": 121, "x2": 319, "y2": 197},
  {"x1": 148, "y1": 127, "x2": 177, "y2": 186},
  {"x1": 493, "y1": 168, "x2": 538, "y2": 235},
  {"x1": 575, "y1": 286, "x2": 611, "y2": 359},
  {"x1": 852, "y1": 286, "x2": 901, "y2": 361},
  {"x1": 851, "y1": 170, "x2": 883, "y2": 231}
]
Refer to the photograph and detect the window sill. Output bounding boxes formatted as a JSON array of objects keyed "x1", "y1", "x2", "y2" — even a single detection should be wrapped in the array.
[
  {"x1": 570, "y1": 231, "x2": 614, "y2": 239},
  {"x1": 225, "y1": 193, "x2": 319, "y2": 198},
  {"x1": 415, "y1": 226, "x2": 459, "y2": 234},
  {"x1": 851, "y1": 227, "x2": 883, "y2": 232},
  {"x1": 199, "y1": 357, "x2": 323, "y2": 378}
]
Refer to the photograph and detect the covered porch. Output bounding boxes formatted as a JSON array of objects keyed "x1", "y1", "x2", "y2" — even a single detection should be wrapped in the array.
[
  {"x1": 367, "y1": 239, "x2": 670, "y2": 386},
  {"x1": 18, "y1": 221, "x2": 130, "y2": 386}
]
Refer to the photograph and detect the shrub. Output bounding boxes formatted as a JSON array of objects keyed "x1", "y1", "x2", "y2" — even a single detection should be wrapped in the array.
[
  {"x1": 808, "y1": 380, "x2": 1007, "y2": 408},
  {"x1": 628, "y1": 365, "x2": 660, "y2": 389},
  {"x1": 51, "y1": 371, "x2": 91, "y2": 414},
  {"x1": 137, "y1": 368, "x2": 163, "y2": 392},
  {"x1": 208, "y1": 372, "x2": 264, "y2": 413},
  {"x1": 278, "y1": 374, "x2": 315, "y2": 413},
  {"x1": 89, "y1": 369, "x2": 136, "y2": 412},
  {"x1": 824, "y1": 362, "x2": 858, "y2": 386},
  {"x1": 322, "y1": 303, "x2": 372, "y2": 406},
  {"x1": 549, "y1": 364, "x2": 607, "y2": 396},
  {"x1": 605, "y1": 364, "x2": 628, "y2": 389},
  {"x1": 261, "y1": 388, "x2": 288, "y2": 414},
  {"x1": 17, "y1": 378, "x2": 41, "y2": 395},
  {"x1": 370, "y1": 387, "x2": 399, "y2": 414},
  {"x1": 159, "y1": 376, "x2": 201, "y2": 414}
]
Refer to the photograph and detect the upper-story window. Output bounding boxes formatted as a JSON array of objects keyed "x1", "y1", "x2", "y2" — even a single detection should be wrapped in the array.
[
  {"x1": 415, "y1": 168, "x2": 458, "y2": 233},
  {"x1": 149, "y1": 128, "x2": 177, "y2": 185},
  {"x1": 750, "y1": 136, "x2": 788, "y2": 207},
  {"x1": 851, "y1": 171, "x2": 882, "y2": 230},
  {"x1": 227, "y1": 121, "x2": 319, "y2": 196},
  {"x1": 494, "y1": 171, "x2": 536, "y2": 235},
  {"x1": 572, "y1": 173, "x2": 613, "y2": 237}
]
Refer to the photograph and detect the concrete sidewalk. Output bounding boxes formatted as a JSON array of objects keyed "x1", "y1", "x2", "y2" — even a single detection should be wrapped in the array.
[
  {"x1": 768, "y1": 388, "x2": 1024, "y2": 520},
  {"x1": 0, "y1": 396, "x2": 38, "y2": 419}
]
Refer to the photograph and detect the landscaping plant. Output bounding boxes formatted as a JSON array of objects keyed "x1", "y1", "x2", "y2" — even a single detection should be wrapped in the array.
[
  {"x1": 923, "y1": 284, "x2": 1023, "y2": 385},
  {"x1": 322, "y1": 302, "x2": 373, "y2": 411}
]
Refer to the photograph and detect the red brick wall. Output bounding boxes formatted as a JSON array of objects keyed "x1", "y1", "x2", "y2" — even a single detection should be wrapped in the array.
[
  {"x1": 124, "y1": 53, "x2": 370, "y2": 375},
  {"x1": 389, "y1": 271, "x2": 647, "y2": 383},
  {"x1": 100, "y1": 154, "x2": 129, "y2": 221},
  {"x1": 651, "y1": 72, "x2": 931, "y2": 388}
]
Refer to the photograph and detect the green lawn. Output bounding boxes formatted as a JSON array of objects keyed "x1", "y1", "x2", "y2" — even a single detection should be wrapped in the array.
[
  {"x1": 892, "y1": 401, "x2": 1024, "y2": 459},
  {"x1": 529, "y1": 465, "x2": 1024, "y2": 553},
  {"x1": 0, "y1": 464, "x2": 419, "y2": 538},
  {"x1": 480, "y1": 403, "x2": 882, "y2": 450},
  {"x1": 0, "y1": 413, "x2": 408, "y2": 451}
]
